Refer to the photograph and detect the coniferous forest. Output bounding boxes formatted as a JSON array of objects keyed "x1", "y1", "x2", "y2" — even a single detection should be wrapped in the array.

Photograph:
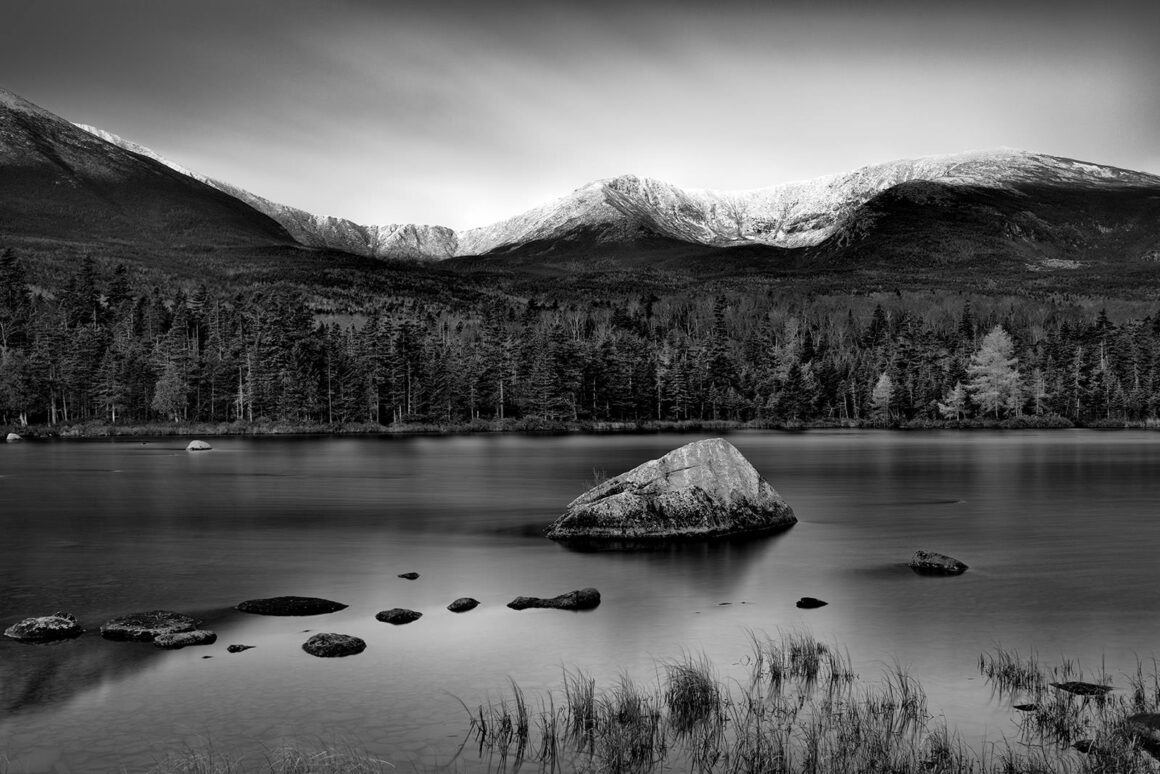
[{"x1": 3, "y1": 247, "x2": 1160, "y2": 434}]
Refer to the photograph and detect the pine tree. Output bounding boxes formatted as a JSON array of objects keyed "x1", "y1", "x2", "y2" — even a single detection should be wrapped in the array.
[{"x1": 870, "y1": 372, "x2": 894, "y2": 424}]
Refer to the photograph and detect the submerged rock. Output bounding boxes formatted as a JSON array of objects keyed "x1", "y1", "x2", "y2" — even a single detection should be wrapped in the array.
[
  {"x1": 302, "y1": 632, "x2": 365, "y2": 657},
  {"x1": 908, "y1": 550, "x2": 968, "y2": 575},
  {"x1": 4, "y1": 611, "x2": 83, "y2": 641},
  {"x1": 546, "y1": 438, "x2": 796, "y2": 543},
  {"x1": 5, "y1": 432, "x2": 21, "y2": 442},
  {"x1": 376, "y1": 608, "x2": 422, "y2": 625},
  {"x1": 795, "y1": 597, "x2": 828, "y2": 609},
  {"x1": 154, "y1": 629, "x2": 217, "y2": 649},
  {"x1": 100, "y1": 610, "x2": 199, "y2": 641},
  {"x1": 507, "y1": 588, "x2": 601, "y2": 611},
  {"x1": 447, "y1": 597, "x2": 479, "y2": 613},
  {"x1": 227, "y1": 644, "x2": 255, "y2": 653},
  {"x1": 235, "y1": 596, "x2": 348, "y2": 616},
  {"x1": 1014, "y1": 703, "x2": 1039, "y2": 712},
  {"x1": 186, "y1": 439, "x2": 212, "y2": 451}
]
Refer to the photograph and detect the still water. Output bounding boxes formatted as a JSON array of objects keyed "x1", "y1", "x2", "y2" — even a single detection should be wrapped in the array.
[{"x1": 1, "y1": 430, "x2": 1158, "y2": 771}]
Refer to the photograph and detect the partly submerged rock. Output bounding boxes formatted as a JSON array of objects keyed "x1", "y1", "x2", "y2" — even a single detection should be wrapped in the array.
[
  {"x1": 4, "y1": 611, "x2": 83, "y2": 641},
  {"x1": 5, "y1": 432, "x2": 21, "y2": 442},
  {"x1": 376, "y1": 608, "x2": 422, "y2": 625},
  {"x1": 100, "y1": 610, "x2": 199, "y2": 641},
  {"x1": 154, "y1": 629, "x2": 217, "y2": 649},
  {"x1": 397, "y1": 572, "x2": 420, "y2": 580},
  {"x1": 235, "y1": 596, "x2": 348, "y2": 616},
  {"x1": 795, "y1": 597, "x2": 828, "y2": 609},
  {"x1": 186, "y1": 439, "x2": 212, "y2": 451},
  {"x1": 447, "y1": 597, "x2": 479, "y2": 613},
  {"x1": 1014, "y1": 703, "x2": 1039, "y2": 712},
  {"x1": 546, "y1": 438, "x2": 796, "y2": 544},
  {"x1": 227, "y1": 644, "x2": 255, "y2": 653},
  {"x1": 908, "y1": 550, "x2": 968, "y2": 575},
  {"x1": 1050, "y1": 681, "x2": 1112, "y2": 696},
  {"x1": 302, "y1": 632, "x2": 365, "y2": 657},
  {"x1": 507, "y1": 588, "x2": 601, "y2": 611}
]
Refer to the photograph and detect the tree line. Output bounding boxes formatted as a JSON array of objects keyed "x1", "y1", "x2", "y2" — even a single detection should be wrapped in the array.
[{"x1": 2, "y1": 250, "x2": 1159, "y2": 430}]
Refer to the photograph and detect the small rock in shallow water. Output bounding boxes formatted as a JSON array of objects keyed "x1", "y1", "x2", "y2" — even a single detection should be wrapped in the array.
[
  {"x1": 447, "y1": 598, "x2": 479, "y2": 613},
  {"x1": 227, "y1": 644, "x2": 255, "y2": 653},
  {"x1": 376, "y1": 608, "x2": 422, "y2": 625},
  {"x1": 4, "y1": 612, "x2": 83, "y2": 641},
  {"x1": 398, "y1": 572, "x2": 420, "y2": 580},
  {"x1": 101, "y1": 610, "x2": 199, "y2": 641},
  {"x1": 302, "y1": 632, "x2": 365, "y2": 657},
  {"x1": 154, "y1": 630, "x2": 217, "y2": 649},
  {"x1": 235, "y1": 596, "x2": 348, "y2": 616},
  {"x1": 507, "y1": 588, "x2": 600, "y2": 611},
  {"x1": 908, "y1": 550, "x2": 968, "y2": 575},
  {"x1": 796, "y1": 597, "x2": 828, "y2": 609}
]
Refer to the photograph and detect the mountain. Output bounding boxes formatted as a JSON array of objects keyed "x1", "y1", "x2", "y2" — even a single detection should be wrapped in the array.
[
  {"x1": 77, "y1": 116, "x2": 1160, "y2": 275},
  {"x1": 6, "y1": 86, "x2": 1159, "y2": 283},
  {"x1": 0, "y1": 88, "x2": 293, "y2": 250}
]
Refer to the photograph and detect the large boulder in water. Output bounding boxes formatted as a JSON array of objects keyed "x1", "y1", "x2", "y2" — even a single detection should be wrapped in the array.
[
  {"x1": 186, "y1": 439, "x2": 212, "y2": 451},
  {"x1": 546, "y1": 438, "x2": 796, "y2": 543},
  {"x1": 5, "y1": 432, "x2": 21, "y2": 442},
  {"x1": 4, "y1": 611, "x2": 83, "y2": 641}
]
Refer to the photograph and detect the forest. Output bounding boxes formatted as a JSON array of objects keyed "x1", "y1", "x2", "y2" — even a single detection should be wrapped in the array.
[{"x1": 2, "y1": 248, "x2": 1160, "y2": 433}]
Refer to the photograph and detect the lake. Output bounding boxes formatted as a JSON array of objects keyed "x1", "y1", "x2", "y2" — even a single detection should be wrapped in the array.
[{"x1": 1, "y1": 430, "x2": 1158, "y2": 772}]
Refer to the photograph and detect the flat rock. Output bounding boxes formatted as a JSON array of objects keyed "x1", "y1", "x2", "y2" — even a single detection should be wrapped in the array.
[
  {"x1": 6, "y1": 432, "x2": 21, "y2": 442},
  {"x1": 546, "y1": 438, "x2": 796, "y2": 543},
  {"x1": 397, "y1": 572, "x2": 420, "y2": 580},
  {"x1": 447, "y1": 597, "x2": 479, "y2": 613},
  {"x1": 508, "y1": 588, "x2": 601, "y2": 611},
  {"x1": 908, "y1": 550, "x2": 968, "y2": 575},
  {"x1": 186, "y1": 439, "x2": 212, "y2": 451},
  {"x1": 154, "y1": 629, "x2": 217, "y2": 649},
  {"x1": 100, "y1": 610, "x2": 199, "y2": 641},
  {"x1": 235, "y1": 596, "x2": 348, "y2": 616},
  {"x1": 4, "y1": 612, "x2": 83, "y2": 641},
  {"x1": 376, "y1": 608, "x2": 422, "y2": 625},
  {"x1": 795, "y1": 597, "x2": 828, "y2": 609},
  {"x1": 227, "y1": 644, "x2": 255, "y2": 653},
  {"x1": 1050, "y1": 681, "x2": 1112, "y2": 696},
  {"x1": 302, "y1": 632, "x2": 365, "y2": 657}
]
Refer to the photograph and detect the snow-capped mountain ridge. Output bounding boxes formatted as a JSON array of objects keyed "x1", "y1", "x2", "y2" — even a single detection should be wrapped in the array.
[{"x1": 64, "y1": 107, "x2": 1160, "y2": 262}]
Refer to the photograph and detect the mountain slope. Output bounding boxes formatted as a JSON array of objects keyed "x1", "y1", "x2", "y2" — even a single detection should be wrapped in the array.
[{"x1": 0, "y1": 89, "x2": 293, "y2": 249}]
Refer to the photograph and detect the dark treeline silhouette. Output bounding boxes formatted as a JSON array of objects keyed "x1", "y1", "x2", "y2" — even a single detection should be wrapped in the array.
[{"x1": 2, "y1": 250, "x2": 1159, "y2": 431}]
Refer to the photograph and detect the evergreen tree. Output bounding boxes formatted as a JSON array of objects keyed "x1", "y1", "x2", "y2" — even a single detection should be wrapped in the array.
[{"x1": 966, "y1": 326, "x2": 1022, "y2": 418}]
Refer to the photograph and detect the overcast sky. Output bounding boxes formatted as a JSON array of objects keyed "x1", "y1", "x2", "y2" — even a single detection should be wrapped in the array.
[{"x1": 3, "y1": 0, "x2": 1158, "y2": 229}]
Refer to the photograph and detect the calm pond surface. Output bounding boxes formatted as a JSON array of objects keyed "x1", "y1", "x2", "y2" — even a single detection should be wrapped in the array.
[{"x1": 1, "y1": 430, "x2": 1158, "y2": 772}]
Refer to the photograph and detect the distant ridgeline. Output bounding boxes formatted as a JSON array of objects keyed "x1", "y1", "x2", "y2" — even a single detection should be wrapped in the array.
[{"x1": 2, "y1": 250, "x2": 1158, "y2": 431}]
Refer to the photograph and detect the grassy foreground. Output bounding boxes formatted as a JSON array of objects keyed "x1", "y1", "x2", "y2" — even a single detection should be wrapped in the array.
[{"x1": 138, "y1": 631, "x2": 1160, "y2": 774}]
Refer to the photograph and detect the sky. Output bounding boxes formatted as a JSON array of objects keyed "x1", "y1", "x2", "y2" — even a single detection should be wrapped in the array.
[{"x1": 3, "y1": 0, "x2": 1158, "y2": 229}]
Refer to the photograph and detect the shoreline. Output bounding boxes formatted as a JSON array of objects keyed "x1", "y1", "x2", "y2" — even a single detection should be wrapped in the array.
[{"x1": 4, "y1": 414, "x2": 1157, "y2": 440}]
